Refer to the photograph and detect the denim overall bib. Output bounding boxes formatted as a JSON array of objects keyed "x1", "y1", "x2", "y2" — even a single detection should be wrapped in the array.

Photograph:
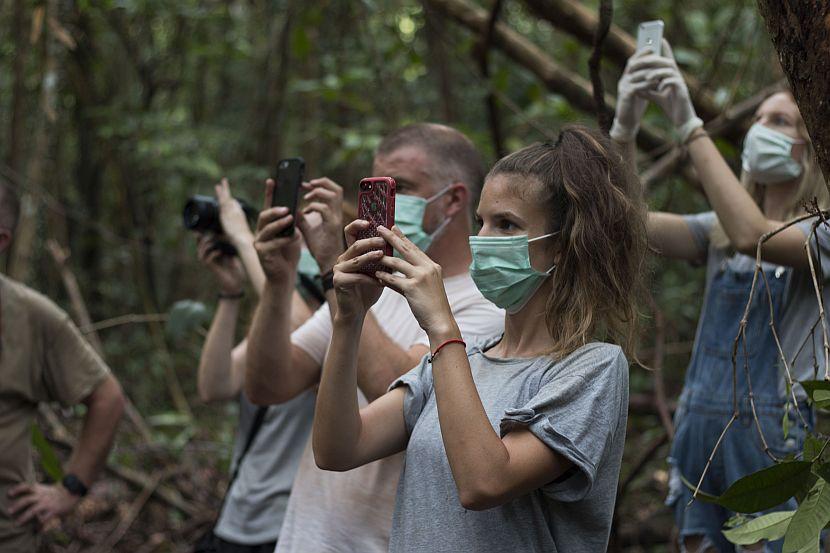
[{"x1": 668, "y1": 259, "x2": 812, "y2": 552}]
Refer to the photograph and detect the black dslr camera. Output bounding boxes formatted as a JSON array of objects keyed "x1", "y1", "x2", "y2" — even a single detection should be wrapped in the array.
[{"x1": 182, "y1": 195, "x2": 257, "y2": 256}]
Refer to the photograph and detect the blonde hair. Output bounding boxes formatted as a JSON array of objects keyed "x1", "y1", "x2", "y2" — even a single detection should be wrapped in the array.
[{"x1": 711, "y1": 92, "x2": 830, "y2": 249}]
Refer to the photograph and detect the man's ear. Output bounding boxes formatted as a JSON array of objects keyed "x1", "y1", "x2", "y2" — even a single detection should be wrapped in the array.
[
  {"x1": 444, "y1": 182, "x2": 470, "y2": 219},
  {"x1": 0, "y1": 229, "x2": 12, "y2": 255}
]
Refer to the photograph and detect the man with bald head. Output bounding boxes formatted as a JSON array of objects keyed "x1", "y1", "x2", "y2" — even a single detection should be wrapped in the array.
[
  {"x1": 0, "y1": 181, "x2": 125, "y2": 552},
  {"x1": 245, "y1": 123, "x2": 504, "y2": 552}
]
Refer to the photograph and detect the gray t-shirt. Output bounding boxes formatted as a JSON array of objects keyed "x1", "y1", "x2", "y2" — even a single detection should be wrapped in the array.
[
  {"x1": 214, "y1": 389, "x2": 316, "y2": 544},
  {"x1": 684, "y1": 212, "x2": 830, "y2": 396},
  {"x1": 389, "y1": 338, "x2": 629, "y2": 553}
]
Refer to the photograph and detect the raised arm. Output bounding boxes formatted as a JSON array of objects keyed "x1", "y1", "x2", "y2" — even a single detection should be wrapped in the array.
[
  {"x1": 313, "y1": 222, "x2": 409, "y2": 471},
  {"x1": 195, "y1": 234, "x2": 248, "y2": 402},
  {"x1": 375, "y1": 226, "x2": 571, "y2": 511},
  {"x1": 642, "y1": 41, "x2": 811, "y2": 268},
  {"x1": 245, "y1": 179, "x2": 320, "y2": 405},
  {"x1": 610, "y1": 46, "x2": 702, "y2": 262}
]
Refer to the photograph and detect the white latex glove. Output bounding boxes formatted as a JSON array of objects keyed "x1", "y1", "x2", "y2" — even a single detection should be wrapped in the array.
[
  {"x1": 610, "y1": 50, "x2": 655, "y2": 143},
  {"x1": 633, "y1": 40, "x2": 701, "y2": 138}
]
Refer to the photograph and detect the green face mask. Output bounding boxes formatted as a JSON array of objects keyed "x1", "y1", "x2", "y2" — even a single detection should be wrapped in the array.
[
  {"x1": 469, "y1": 232, "x2": 557, "y2": 314},
  {"x1": 297, "y1": 248, "x2": 320, "y2": 277},
  {"x1": 394, "y1": 187, "x2": 453, "y2": 253}
]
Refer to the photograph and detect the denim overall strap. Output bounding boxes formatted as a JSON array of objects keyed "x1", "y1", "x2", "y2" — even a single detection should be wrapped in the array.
[{"x1": 681, "y1": 262, "x2": 790, "y2": 416}]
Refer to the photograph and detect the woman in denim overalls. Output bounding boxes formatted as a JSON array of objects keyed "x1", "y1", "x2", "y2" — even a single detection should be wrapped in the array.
[{"x1": 612, "y1": 39, "x2": 830, "y2": 552}]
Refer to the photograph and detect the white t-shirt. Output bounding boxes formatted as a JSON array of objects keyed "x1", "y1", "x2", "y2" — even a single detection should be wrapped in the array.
[{"x1": 275, "y1": 273, "x2": 504, "y2": 553}]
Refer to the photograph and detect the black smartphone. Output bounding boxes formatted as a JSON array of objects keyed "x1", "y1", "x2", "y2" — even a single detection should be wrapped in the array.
[{"x1": 273, "y1": 157, "x2": 305, "y2": 237}]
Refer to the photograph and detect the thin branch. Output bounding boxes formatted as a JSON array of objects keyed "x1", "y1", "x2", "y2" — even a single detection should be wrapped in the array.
[
  {"x1": 588, "y1": 0, "x2": 613, "y2": 133},
  {"x1": 81, "y1": 313, "x2": 169, "y2": 333}
]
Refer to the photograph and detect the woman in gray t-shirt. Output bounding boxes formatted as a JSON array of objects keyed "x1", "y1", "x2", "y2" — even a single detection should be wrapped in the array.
[
  {"x1": 612, "y1": 38, "x2": 830, "y2": 552},
  {"x1": 312, "y1": 125, "x2": 648, "y2": 552}
]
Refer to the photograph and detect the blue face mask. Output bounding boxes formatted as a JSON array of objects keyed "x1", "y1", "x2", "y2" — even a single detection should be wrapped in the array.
[
  {"x1": 741, "y1": 123, "x2": 804, "y2": 185},
  {"x1": 469, "y1": 232, "x2": 557, "y2": 314},
  {"x1": 297, "y1": 248, "x2": 320, "y2": 277},
  {"x1": 394, "y1": 187, "x2": 453, "y2": 253}
]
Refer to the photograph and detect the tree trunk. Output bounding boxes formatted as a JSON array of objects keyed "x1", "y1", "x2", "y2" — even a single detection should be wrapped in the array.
[
  {"x1": 756, "y1": 1, "x2": 830, "y2": 197},
  {"x1": 253, "y1": 7, "x2": 294, "y2": 167},
  {"x1": 422, "y1": 1, "x2": 457, "y2": 123},
  {"x1": 6, "y1": 0, "x2": 27, "y2": 176},
  {"x1": 9, "y1": 1, "x2": 59, "y2": 282}
]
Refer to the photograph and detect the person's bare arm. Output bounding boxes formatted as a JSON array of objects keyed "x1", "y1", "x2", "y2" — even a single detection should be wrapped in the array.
[
  {"x1": 198, "y1": 298, "x2": 245, "y2": 403},
  {"x1": 68, "y1": 376, "x2": 125, "y2": 484},
  {"x1": 648, "y1": 212, "x2": 706, "y2": 262},
  {"x1": 686, "y1": 134, "x2": 811, "y2": 267},
  {"x1": 313, "y1": 228, "x2": 410, "y2": 470},
  {"x1": 8, "y1": 376, "x2": 125, "y2": 529},
  {"x1": 313, "y1": 315, "x2": 410, "y2": 471},
  {"x1": 355, "y1": 314, "x2": 429, "y2": 402},
  {"x1": 246, "y1": 277, "x2": 323, "y2": 405}
]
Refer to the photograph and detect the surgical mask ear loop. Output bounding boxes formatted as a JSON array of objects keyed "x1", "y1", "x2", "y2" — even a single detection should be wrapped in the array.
[
  {"x1": 528, "y1": 231, "x2": 560, "y2": 273},
  {"x1": 422, "y1": 185, "x2": 456, "y2": 245}
]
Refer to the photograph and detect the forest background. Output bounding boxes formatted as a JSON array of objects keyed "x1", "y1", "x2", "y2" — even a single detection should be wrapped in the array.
[{"x1": 0, "y1": 0, "x2": 810, "y2": 550}]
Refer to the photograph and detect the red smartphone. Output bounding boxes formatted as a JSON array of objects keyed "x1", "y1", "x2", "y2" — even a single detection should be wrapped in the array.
[{"x1": 356, "y1": 177, "x2": 396, "y2": 275}]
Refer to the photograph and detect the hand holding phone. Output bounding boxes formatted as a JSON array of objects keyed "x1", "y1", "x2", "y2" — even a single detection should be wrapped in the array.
[
  {"x1": 636, "y1": 20, "x2": 664, "y2": 55},
  {"x1": 356, "y1": 177, "x2": 396, "y2": 275},
  {"x1": 273, "y1": 157, "x2": 305, "y2": 237}
]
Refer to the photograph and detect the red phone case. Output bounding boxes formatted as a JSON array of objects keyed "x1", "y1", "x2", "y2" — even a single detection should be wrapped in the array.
[{"x1": 357, "y1": 177, "x2": 396, "y2": 275}]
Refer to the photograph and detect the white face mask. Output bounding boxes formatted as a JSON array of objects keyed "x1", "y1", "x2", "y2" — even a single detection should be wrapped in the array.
[{"x1": 741, "y1": 123, "x2": 805, "y2": 185}]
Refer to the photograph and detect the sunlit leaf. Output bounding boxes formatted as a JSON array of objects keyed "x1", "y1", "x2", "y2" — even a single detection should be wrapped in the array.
[
  {"x1": 723, "y1": 511, "x2": 793, "y2": 545},
  {"x1": 783, "y1": 480, "x2": 830, "y2": 552}
]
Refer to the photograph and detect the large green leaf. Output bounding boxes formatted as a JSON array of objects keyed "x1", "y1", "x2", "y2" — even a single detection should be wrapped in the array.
[
  {"x1": 165, "y1": 300, "x2": 211, "y2": 341},
  {"x1": 813, "y1": 390, "x2": 830, "y2": 409},
  {"x1": 723, "y1": 511, "x2": 794, "y2": 545},
  {"x1": 799, "y1": 381, "x2": 830, "y2": 407},
  {"x1": 718, "y1": 461, "x2": 813, "y2": 513},
  {"x1": 783, "y1": 480, "x2": 830, "y2": 552},
  {"x1": 31, "y1": 425, "x2": 64, "y2": 482}
]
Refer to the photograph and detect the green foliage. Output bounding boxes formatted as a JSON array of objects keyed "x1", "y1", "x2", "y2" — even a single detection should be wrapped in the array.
[
  {"x1": 31, "y1": 425, "x2": 64, "y2": 483},
  {"x1": 716, "y1": 461, "x2": 813, "y2": 513},
  {"x1": 165, "y1": 300, "x2": 211, "y2": 341},
  {"x1": 782, "y1": 480, "x2": 830, "y2": 552},
  {"x1": 722, "y1": 511, "x2": 793, "y2": 545}
]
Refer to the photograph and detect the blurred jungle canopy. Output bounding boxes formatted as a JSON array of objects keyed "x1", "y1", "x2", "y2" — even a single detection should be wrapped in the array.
[{"x1": 0, "y1": 0, "x2": 812, "y2": 550}]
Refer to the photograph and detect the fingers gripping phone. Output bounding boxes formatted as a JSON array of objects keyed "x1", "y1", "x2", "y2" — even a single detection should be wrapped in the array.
[
  {"x1": 636, "y1": 20, "x2": 664, "y2": 55},
  {"x1": 273, "y1": 157, "x2": 305, "y2": 237},
  {"x1": 357, "y1": 177, "x2": 396, "y2": 275}
]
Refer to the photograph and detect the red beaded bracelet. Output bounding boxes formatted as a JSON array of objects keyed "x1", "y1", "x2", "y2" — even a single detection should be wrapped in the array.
[{"x1": 429, "y1": 338, "x2": 466, "y2": 364}]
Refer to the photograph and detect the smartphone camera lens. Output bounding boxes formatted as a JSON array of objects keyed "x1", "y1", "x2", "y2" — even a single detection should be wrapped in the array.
[{"x1": 280, "y1": 161, "x2": 288, "y2": 169}]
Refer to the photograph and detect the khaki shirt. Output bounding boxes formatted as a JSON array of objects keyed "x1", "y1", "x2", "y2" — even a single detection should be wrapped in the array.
[{"x1": 0, "y1": 275, "x2": 109, "y2": 551}]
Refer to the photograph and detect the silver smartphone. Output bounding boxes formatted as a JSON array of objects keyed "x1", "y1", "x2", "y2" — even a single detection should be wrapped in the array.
[{"x1": 636, "y1": 20, "x2": 664, "y2": 55}]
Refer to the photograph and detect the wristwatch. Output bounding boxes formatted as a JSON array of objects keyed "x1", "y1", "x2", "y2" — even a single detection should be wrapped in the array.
[
  {"x1": 319, "y1": 269, "x2": 335, "y2": 293},
  {"x1": 62, "y1": 474, "x2": 88, "y2": 497}
]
